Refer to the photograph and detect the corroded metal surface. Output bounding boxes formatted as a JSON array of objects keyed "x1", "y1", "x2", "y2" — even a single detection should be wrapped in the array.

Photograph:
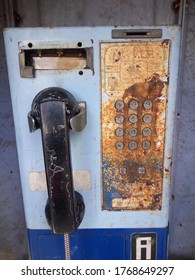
[{"x1": 101, "y1": 41, "x2": 170, "y2": 211}]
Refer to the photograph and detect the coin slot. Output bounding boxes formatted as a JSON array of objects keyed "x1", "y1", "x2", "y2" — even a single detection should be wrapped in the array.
[
  {"x1": 125, "y1": 31, "x2": 149, "y2": 36},
  {"x1": 112, "y1": 29, "x2": 162, "y2": 39}
]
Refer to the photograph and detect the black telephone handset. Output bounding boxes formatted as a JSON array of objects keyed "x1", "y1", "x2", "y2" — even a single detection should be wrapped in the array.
[{"x1": 28, "y1": 87, "x2": 86, "y2": 234}]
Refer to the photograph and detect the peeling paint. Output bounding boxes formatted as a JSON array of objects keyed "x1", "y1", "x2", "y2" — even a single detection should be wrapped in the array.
[{"x1": 101, "y1": 41, "x2": 170, "y2": 211}]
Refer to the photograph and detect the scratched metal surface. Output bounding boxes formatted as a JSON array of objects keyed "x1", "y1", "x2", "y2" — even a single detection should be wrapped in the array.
[{"x1": 101, "y1": 41, "x2": 170, "y2": 211}]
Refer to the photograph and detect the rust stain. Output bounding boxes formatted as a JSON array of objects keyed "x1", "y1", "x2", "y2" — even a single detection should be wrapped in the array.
[{"x1": 101, "y1": 41, "x2": 170, "y2": 211}]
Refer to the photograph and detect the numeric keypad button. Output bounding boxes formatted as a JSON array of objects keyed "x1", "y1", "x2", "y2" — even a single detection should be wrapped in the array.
[
  {"x1": 142, "y1": 127, "x2": 152, "y2": 137},
  {"x1": 129, "y1": 141, "x2": 138, "y2": 150},
  {"x1": 143, "y1": 100, "x2": 153, "y2": 110},
  {"x1": 129, "y1": 100, "x2": 139, "y2": 110},
  {"x1": 115, "y1": 128, "x2": 124, "y2": 137},
  {"x1": 138, "y1": 167, "x2": 146, "y2": 174},
  {"x1": 115, "y1": 114, "x2": 125, "y2": 124},
  {"x1": 142, "y1": 140, "x2": 151, "y2": 150},
  {"x1": 115, "y1": 100, "x2": 125, "y2": 110},
  {"x1": 129, "y1": 128, "x2": 138, "y2": 137},
  {"x1": 143, "y1": 114, "x2": 152, "y2": 124},
  {"x1": 129, "y1": 114, "x2": 138, "y2": 124},
  {"x1": 120, "y1": 168, "x2": 127, "y2": 175},
  {"x1": 115, "y1": 141, "x2": 124, "y2": 150}
]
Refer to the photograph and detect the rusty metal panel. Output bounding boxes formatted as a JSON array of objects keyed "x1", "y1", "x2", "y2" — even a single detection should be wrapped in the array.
[{"x1": 101, "y1": 41, "x2": 170, "y2": 211}]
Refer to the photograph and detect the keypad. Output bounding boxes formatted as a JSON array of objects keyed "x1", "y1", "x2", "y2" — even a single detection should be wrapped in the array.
[
  {"x1": 114, "y1": 99, "x2": 153, "y2": 153},
  {"x1": 101, "y1": 40, "x2": 170, "y2": 212}
]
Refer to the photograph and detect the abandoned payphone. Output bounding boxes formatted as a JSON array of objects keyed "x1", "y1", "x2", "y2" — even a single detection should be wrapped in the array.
[{"x1": 4, "y1": 26, "x2": 180, "y2": 259}]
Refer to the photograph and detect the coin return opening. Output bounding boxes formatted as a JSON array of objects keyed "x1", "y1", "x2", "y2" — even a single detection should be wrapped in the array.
[{"x1": 19, "y1": 47, "x2": 93, "y2": 78}]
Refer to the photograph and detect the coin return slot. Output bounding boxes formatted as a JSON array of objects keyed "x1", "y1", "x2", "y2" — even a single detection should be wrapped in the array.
[{"x1": 19, "y1": 47, "x2": 93, "y2": 78}]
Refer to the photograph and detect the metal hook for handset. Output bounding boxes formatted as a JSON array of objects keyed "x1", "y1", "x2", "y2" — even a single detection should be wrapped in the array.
[
  {"x1": 28, "y1": 87, "x2": 86, "y2": 234},
  {"x1": 70, "y1": 102, "x2": 87, "y2": 132}
]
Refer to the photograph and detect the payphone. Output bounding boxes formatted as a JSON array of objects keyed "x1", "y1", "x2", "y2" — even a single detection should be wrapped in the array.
[{"x1": 4, "y1": 26, "x2": 180, "y2": 259}]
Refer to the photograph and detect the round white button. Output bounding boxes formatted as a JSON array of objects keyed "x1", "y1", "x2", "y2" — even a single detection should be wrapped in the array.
[
  {"x1": 143, "y1": 114, "x2": 152, "y2": 123},
  {"x1": 129, "y1": 114, "x2": 138, "y2": 123},
  {"x1": 115, "y1": 100, "x2": 125, "y2": 110},
  {"x1": 142, "y1": 127, "x2": 152, "y2": 136},
  {"x1": 115, "y1": 114, "x2": 125, "y2": 124},
  {"x1": 142, "y1": 140, "x2": 151, "y2": 149},
  {"x1": 129, "y1": 100, "x2": 139, "y2": 110},
  {"x1": 129, "y1": 128, "x2": 138, "y2": 137},
  {"x1": 115, "y1": 128, "x2": 124, "y2": 137},
  {"x1": 143, "y1": 100, "x2": 153, "y2": 110},
  {"x1": 115, "y1": 141, "x2": 124, "y2": 150},
  {"x1": 129, "y1": 141, "x2": 138, "y2": 150}
]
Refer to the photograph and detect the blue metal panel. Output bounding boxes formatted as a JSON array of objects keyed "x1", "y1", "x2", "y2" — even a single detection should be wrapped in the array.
[
  {"x1": 70, "y1": 230, "x2": 126, "y2": 260},
  {"x1": 28, "y1": 227, "x2": 168, "y2": 260},
  {"x1": 30, "y1": 231, "x2": 65, "y2": 260}
]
